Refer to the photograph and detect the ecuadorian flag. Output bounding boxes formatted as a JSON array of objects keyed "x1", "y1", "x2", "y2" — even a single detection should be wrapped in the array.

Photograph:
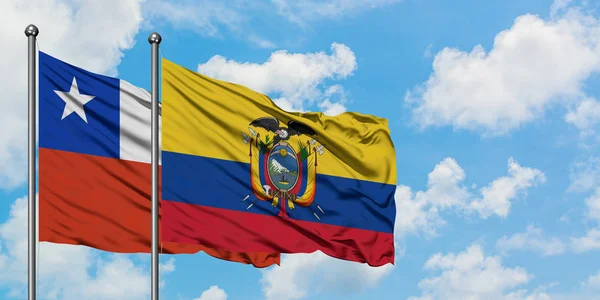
[{"x1": 161, "y1": 58, "x2": 397, "y2": 266}]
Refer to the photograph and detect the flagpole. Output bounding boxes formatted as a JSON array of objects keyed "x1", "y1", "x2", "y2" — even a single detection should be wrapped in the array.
[
  {"x1": 25, "y1": 24, "x2": 39, "y2": 300},
  {"x1": 148, "y1": 32, "x2": 162, "y2": 300}
]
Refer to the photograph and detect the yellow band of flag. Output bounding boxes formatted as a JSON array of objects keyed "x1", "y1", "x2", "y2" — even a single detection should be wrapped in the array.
[{"x1": 161, "y1": 58, "x2": 396, "y2": 185}]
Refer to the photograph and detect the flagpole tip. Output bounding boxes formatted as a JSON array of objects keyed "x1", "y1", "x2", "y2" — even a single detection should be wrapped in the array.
[
  {"x1": 148, "y1": 32, "x2": 162, "y2": 44},
  {"x1": 24, "y1": 24, "x2": 39, "y2": 37}
]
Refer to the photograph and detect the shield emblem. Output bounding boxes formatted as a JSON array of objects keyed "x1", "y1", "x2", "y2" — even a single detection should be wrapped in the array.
[{"x1": 267, "y1": 142, "x2": 299, "y2": 192}]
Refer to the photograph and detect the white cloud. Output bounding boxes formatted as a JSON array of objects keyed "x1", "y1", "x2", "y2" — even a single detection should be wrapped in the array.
[
  {"x1": 565, "y1": 97, "x2": 600, "y2": 136},
  {"x1": 567, "y1": 187, "x2": 600, "y2": 254},
  {"x1": 0, "y1": 196, "x2": 175, "y2": 299},
  {"x1": 260, "y1": 251, "x2": 394, "y2": 300},
  {"x1": 394, "y1": 158, "x2": 468, "y2": 237},
  {"x1": 585, "y1": 188, "x2": 600, "y2": 222},
  {"x1": 318, "y1": 99, "x2": 347, "y2": 116},
  {"x1": 79, "y1": 256, "x2": 149, "y2": 299},
  {"x1": 581, "y1": 271, "x2": 600, "y2": 290},
  {"x1": 569, "y1": 156, "x2": 600, "y2": 192},
  {"x1": 566, "y1": 162, "x2": 600, "y2": 256},
  {"x1": 406, "y1": 4, "x2": 600, "y2": 135},
  {"x1": 571, "y1": 228, "x2": 600, "y2": 253},
  {"x1": 194, "y1": 285, "x2": 228, "y2": 300},
  {"x1": 0, "y1": 0, "x2": 144, "y2": 189},
  {"x1": 143, "y1": 0, "x2": 244, "y2": 37},
  {"x1": 395, "y1": 157, "x2": 545, "y2": 237},
  {"x1": 504, "y1": 289, "x2": 553, "y2": 300},
  {"x1": 496, "y1": 225, "x2": 566, "y2": 256},
  {"x1": 272, "y1": 0, "x2": 401, "y2": 25},
  {"x1": 409, "y1": 244, "x2": 545, "y2": 300},
  {"x1": 469, "y1": 158, "x2": 546, "y2": 218},
  {"x1": 248, "y1": 36, "x2": 278, "y2": 49},
  {"x1": 158, "y1": 257, "x2": 176, "y2": 288},
  {"x1": 550, "y1": 0, "x2": 575, "y2": 17},
  {"x1": 197, "y1": 43, "x2": 357, "y2": 113},
  {"x1": 317, "y1": 85, "x2": 348, "y2": 116},
  {"x1": 160, "y1": 257, "x2": 176, "y2": 273},
  {"x1": 423, "y1": 44, "x2": 434, "y2": 58}
]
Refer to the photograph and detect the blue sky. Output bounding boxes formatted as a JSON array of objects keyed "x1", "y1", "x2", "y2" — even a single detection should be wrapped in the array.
[{"x1": 1, "y1": 0, "x2": 600, "y2": 299}]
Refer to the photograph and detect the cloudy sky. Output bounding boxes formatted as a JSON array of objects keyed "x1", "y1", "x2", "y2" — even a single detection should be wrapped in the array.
[{"x1": 1, "y1": 0, "x2": 600, "y2": 299}]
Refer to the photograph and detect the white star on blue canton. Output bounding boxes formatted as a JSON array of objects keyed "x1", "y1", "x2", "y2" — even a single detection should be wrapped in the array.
[{"x1": 54, "y1": 77, "x2": 96, "y2": 123}]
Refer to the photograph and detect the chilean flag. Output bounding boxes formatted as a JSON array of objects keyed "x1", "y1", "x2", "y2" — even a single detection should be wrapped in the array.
[{"x1": 37, "y1": 51, "x2": 279, "y2": 267}]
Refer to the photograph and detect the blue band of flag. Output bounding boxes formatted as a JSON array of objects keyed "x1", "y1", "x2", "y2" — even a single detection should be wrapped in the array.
[{"x1": 162, "y1": 151, "x2": 396, "y2": 234}]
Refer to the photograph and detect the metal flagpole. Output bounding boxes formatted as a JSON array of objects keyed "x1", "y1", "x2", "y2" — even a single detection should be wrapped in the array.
[
  {"x1": 148, "y1": 32, "x2": 162, "y2": 300},
  {"x1": 25, "y1": 24, "x2": 39, "y2": 300}
]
